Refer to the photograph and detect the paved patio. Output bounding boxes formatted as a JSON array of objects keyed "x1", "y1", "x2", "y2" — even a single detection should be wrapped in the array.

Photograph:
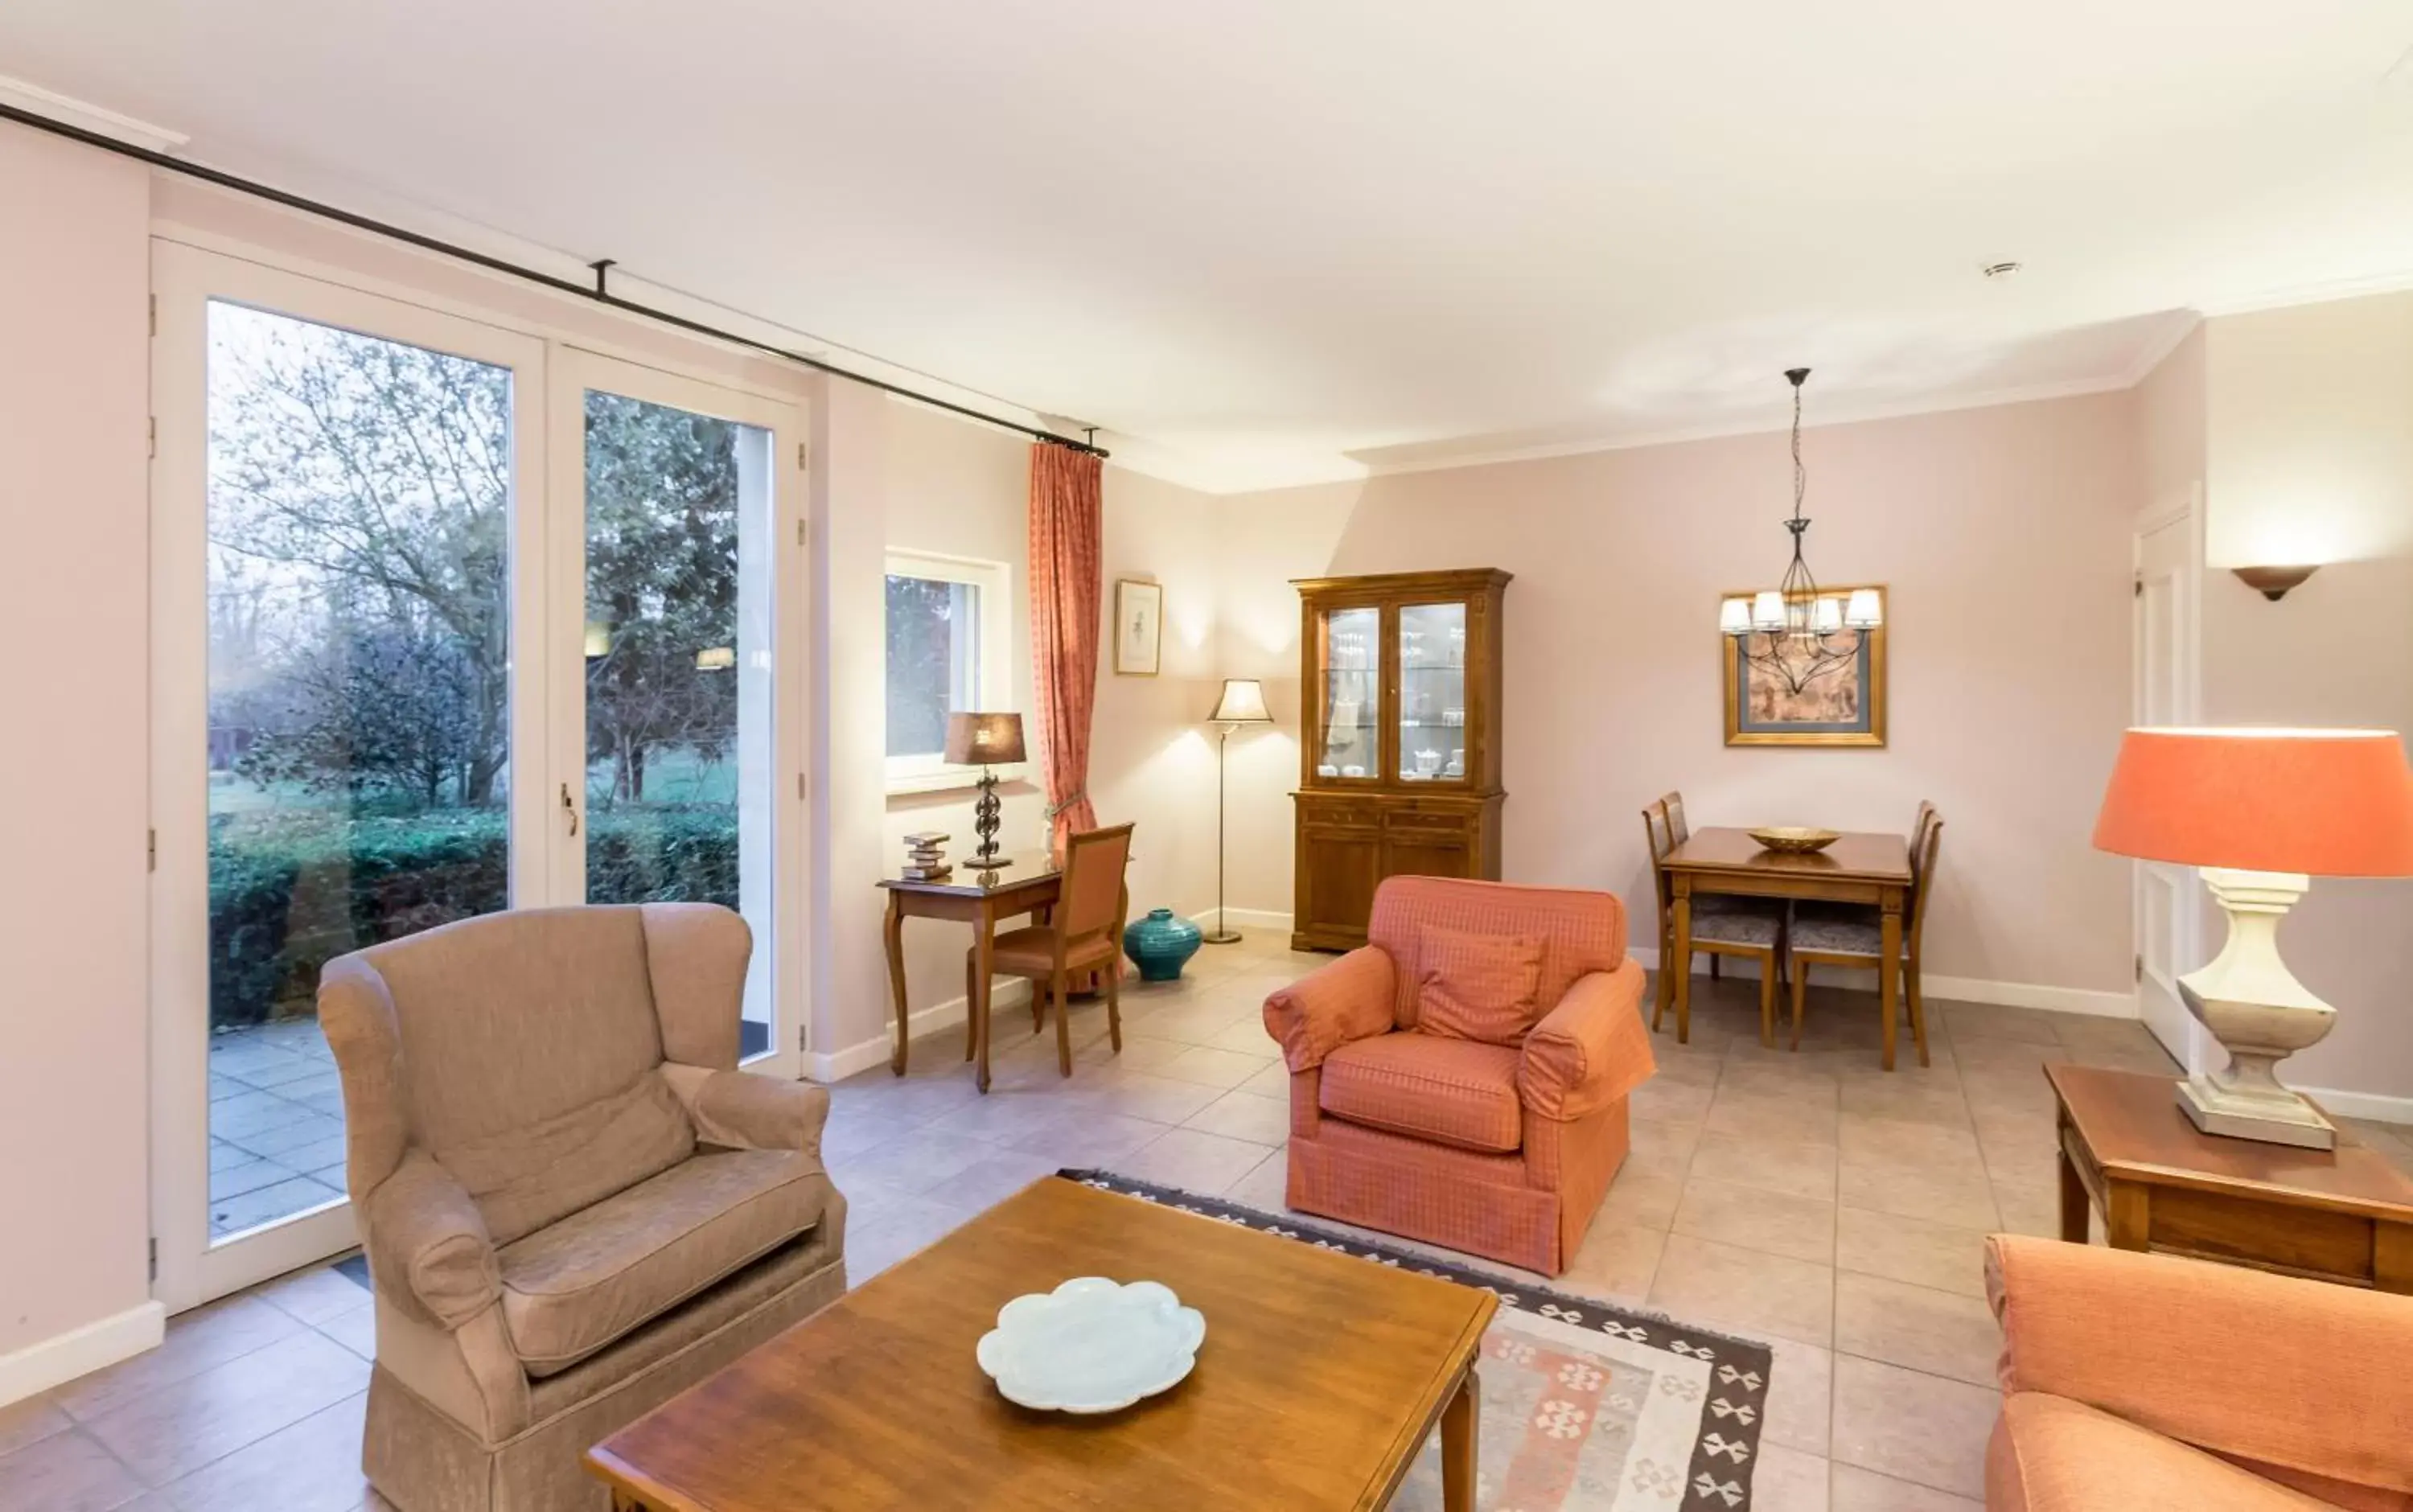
[{"x1": 208, "y1": 1018, "x2": 349, "y2": 1238}]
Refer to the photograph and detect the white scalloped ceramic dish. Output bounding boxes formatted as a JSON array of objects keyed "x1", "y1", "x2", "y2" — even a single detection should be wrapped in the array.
[{"x1": 975, "y1": 1277, "x2": 1206, "y2": 1413}]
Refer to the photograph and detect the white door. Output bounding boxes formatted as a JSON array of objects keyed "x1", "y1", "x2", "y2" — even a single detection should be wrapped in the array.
[
  {"x1": 2131, "y1": 491, "x2": 2205, "y2": 1071},
  {"x1": 150, "y1": 244, "x2": 550, "y2": 1309},
  {"x1": 546, "y1": 348, "x2": 809, "y2": 1079},
  {"x1": 151, "y1": 249, "x2": 813, "y2": 1310}
]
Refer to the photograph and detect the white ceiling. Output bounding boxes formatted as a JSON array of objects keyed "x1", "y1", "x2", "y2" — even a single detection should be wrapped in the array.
[{"x1": 4, "y1": 2, "x2": 2411, "y2": 491}]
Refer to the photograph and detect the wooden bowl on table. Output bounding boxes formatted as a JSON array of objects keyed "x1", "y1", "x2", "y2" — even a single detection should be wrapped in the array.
[{"x1": 1749, "y1": 826, "x2": 1840, "y2": 855}]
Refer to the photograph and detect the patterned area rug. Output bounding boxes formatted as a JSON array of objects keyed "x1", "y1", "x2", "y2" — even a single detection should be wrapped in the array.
[{"x1": 1063, "y1": 1169, "x2": 1774, "y2": 1510}]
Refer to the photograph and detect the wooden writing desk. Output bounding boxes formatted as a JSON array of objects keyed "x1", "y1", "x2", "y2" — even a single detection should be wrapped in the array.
[
  {"x1": 2049, "y1": 1063, "x2": 2413, "y2": 1292},
  {"x1": 1661, "y1": 828, "x2": 1917, "y2": 1067},
  {"x1": 878, "y1": 853, "x2": 1063, "y2": 1094}
]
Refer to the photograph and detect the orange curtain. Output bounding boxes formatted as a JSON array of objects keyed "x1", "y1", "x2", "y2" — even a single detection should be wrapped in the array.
[{"x1": 1028, "y1": 442, "x2": 1103, "y2": 857}]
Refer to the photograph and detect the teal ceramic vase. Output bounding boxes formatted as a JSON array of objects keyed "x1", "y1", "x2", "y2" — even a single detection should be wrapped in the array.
[{"x1": 1123, "y1": 908, "x2": 1203, "y2": 982}]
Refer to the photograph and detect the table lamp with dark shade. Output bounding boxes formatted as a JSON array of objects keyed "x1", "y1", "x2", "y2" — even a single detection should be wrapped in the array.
[
  {"x1": 1204, "y1": 680, "x2": 1275, "y2": 944},
  {"x1": 945, "y1": 712, "x2": 1026, "y2": 871},
  {"x1": 2092, "y1": 725, "x2": 2413, "y2": 1148}
]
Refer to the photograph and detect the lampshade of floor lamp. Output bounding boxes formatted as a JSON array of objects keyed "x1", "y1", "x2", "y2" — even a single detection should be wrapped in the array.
[{"x1": 1206, "y1": 680, "x2": 1273, "y2": 945}]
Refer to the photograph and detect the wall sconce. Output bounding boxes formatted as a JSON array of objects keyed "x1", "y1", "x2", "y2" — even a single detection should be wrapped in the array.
[{"x1": 2230, "y1": 565, "x2": 2320, "y2": 602}]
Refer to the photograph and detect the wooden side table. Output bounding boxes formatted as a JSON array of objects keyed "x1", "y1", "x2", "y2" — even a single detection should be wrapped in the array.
[
  {"x1": 2048, "y1": 1063, "x2": 2413, "y2": 1293},
  {"x1": 879, "y1": 855, "x2": 1063, "y2": 1094}
]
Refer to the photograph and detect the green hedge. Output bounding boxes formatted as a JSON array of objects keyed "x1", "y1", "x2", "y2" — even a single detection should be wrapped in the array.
[{"x1": 208, "y1": 805, "x2": 738, "y2": 1029}]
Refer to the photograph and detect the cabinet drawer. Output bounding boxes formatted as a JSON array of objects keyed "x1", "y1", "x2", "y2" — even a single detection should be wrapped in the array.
[
  {"x1": 1382, "y1": 809, "x2": 1476, "y2": 838},
  {"x1": 1299, "y1": 796, "x2": 1383, "y2": 828}
]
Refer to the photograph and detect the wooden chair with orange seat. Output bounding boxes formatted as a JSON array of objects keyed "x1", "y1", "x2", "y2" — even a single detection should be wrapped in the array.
[{"x1": 967, "y1": 822, "x2": 1133, "y2": 1076}]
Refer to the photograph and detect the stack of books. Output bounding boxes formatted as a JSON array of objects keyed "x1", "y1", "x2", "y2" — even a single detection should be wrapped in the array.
[{"x1": 900, "y1": 831, "x2": 952, "y2": 881}]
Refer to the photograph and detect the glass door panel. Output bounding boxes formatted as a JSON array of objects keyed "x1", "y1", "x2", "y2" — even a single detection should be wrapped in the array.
[
  {"x1": 564, "y1": 361, "x2": 796, "y2": 1071},
  {"x1": 1317, "y1": 605, "x2": 1381, "y2": 780},
  {"x1": 203, "y1": 299, "x2": 517, "y2": 1239},
  {"x1": 1397, "y1": 601, "x2": 1469, "y2": 783}
]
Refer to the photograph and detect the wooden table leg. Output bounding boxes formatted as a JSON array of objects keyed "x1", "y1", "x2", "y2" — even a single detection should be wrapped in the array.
[
  {"x1": 1877, "y1": 892, "x2": 1904, "y2": 1072},
  {"x1": 973, "y1": 900, "x2": 997, "y2": 1095},
  {"x1": 1671, "y1": 877, "x2": 1695, "y2": 1046},
  {"x1": 2057, "y1": 1138, "x2": 2090, "y2": 1243},
  {"x1": 2105, "y1": 1181, "x2": 2150, "y2": 1251},
  {"x1": 2376, "y1": 1223, "x2": 2411, "y2": 1295},
  {"x1": 1440, "y1": 1366, "x2": 1478, "y2": 1512},
  {"x1": 883, "y1": 893, "x2": 910, "y2": 1077}
]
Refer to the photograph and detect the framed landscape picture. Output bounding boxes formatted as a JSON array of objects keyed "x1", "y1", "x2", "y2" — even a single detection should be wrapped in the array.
[
  {"x1": 1114, "y1": 577, "x2": 1163, "y2": 676},
  {"x1": 1721, "y1": 584, "x2": 1888, "y2": 746}
]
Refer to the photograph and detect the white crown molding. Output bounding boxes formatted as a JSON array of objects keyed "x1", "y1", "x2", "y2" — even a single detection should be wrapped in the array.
[
  {"x1": 2194, "y1": 265, "x2": 2413, "y2": 321},
  {"x1": 1346, "y1": 372, "x2": 2139, "y2": 484},
  {"x1": 2114, "y1": 309, "x2": 2205, "y2": 387},
  {"x1": 0, "y1": 76, "x2": 187, "y2": 154}
]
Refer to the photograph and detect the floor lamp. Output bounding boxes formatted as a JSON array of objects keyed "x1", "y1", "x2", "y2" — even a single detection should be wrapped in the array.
[{"x1": 1204, "y1": 679, "x2": 1273, "y2": 944}]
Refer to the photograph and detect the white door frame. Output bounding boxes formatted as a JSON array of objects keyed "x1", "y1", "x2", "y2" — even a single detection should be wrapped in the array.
[
  {"x1": 2130, "y1": 485, "x2": 2207, "y2": 1072},
  {"x1": 546, "y1": 346, "x2": 812, "y2": 1079},
  {"x1": 148, "y1": 242, "x2": 551, "y2": 1310}
]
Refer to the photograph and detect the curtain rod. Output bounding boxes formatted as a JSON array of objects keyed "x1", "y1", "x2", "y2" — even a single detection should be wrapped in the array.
[{"x1": 0, "y1": 101, "x2": 1110, "y2": 458}]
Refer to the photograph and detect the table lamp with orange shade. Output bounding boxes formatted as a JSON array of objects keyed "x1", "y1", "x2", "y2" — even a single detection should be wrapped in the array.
[{"x1": 2092, "y1": 727, "x2": 2413, "y2": 1149}]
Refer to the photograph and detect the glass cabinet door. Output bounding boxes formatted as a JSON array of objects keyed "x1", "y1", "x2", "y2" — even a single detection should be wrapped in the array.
[
  {"x1": 1317, "y1": 605, "x2": 1381, "y2": 780},
  {"x1": 1397, "y1": 600, "x2": 1469, "y2": 783}
]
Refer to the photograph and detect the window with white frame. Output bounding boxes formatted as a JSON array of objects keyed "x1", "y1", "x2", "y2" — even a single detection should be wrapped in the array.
[{"x1": 884, "y1": 549, "x2": 1011, "y2": 791}]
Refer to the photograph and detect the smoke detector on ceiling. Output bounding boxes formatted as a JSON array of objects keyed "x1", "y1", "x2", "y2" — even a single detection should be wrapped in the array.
[{"x1": 1981, "y1": 261, "x2": 2024, "y2": 281}]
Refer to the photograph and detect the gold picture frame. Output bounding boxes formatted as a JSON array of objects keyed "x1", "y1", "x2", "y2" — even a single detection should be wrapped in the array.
[
  {"x1": 1113, "y1": 577, "x2": 1163, "y2": 676},
  {"x1": 1721, "y1": 584, "x2": 1888, "y2": 747}
]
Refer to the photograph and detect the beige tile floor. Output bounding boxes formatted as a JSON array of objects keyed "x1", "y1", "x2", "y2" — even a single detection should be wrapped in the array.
[{"x1": 15, "y1": 927, "x2": 2413, "y2": 1511}]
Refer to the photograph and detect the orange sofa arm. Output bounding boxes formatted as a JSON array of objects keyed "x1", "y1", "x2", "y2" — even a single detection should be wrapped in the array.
[
  {"x1": 1517, "y1": 960, "x2": 1653, "y2": 1120},
  {"x1": 1987, "y1": 1235, "x2": 2413, "y2": 1497},
  {"x1": 1263, "y1": 947, "x2": 1396, "y2": 1072}
]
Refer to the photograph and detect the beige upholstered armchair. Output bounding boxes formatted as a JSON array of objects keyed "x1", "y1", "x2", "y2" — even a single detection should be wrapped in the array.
[{"x1": 319, "y1": 904, "x2": 846, "y2": 1512}]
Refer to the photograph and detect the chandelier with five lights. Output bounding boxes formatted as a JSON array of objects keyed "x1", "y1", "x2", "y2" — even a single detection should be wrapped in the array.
[{"x1": 1718, "y1": 368, "x2": 1882, "y2": 695}]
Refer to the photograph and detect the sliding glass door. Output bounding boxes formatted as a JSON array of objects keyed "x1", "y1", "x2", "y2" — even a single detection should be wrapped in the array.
[
  {"x1": 551, "y1": 351, "x2": 804, "y2": 1074},
  {"x1": 151, "y1": 246, "x2": 807, "y2": 1309}
]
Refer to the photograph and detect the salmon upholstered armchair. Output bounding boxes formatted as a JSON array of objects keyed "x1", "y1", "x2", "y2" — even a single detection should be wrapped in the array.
[
  {"x1": 1986, "y1": 1235, "x2": 2413, "y2": 1510},
  {"x1": 319, "y1": 904, "x2": 846, "y2": 1512},
  {"x1": 1262, "y1": 877, "x2": 1655, "y2": 1275}
]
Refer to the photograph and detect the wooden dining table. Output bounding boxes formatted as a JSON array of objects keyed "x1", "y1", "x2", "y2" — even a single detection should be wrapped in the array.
[{"x1": 1662, "y1": 826, "x2": 1918, "y2": 1069}]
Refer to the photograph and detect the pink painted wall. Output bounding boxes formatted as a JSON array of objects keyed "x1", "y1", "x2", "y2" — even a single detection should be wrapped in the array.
[
  {"x1": 2199, "y1": 294, "x2": 2413, "y2": 1104},
  {"x1": 1215, "y1": 393, "x2": 2144, "y2": 999},
  {"x1": 0, "y1": 128, "x2": 154, "y2": 1357}
]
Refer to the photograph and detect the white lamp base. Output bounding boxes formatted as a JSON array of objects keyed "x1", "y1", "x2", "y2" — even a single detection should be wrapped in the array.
[{"x1": 2175, "y1": 868, "x2": 2337, "y2": 1151}]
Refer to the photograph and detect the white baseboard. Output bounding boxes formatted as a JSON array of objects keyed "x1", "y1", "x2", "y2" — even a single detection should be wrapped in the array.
[
  {"x1": 2296, "y1": 1085, "x2": 2413, "y2": 1126},
  {"x1": 1626, "y1": 944, "x2": 2137, "y2": 1019},
  {"x1": 1198, "y1": 906, "x2": 1293, "y2": 935},
  {"x1": 0, "y1": 1300, "x2": 165, "y2": 1407},
  {"x1": 806, "y1": 980, "x2": 1034, "y2": 1083}
]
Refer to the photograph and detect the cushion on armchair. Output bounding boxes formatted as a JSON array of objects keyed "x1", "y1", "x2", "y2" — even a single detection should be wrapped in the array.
[
  {"x1": 1318, "y1": 1035, "x2": 1524, "y2": 1153},
  {"x1": 495, "y1": 1146, "x2": 826, "y2": 1376},
  {"x1": 1413, "y1": 924, "x2": 1545, "y2": 1044}
]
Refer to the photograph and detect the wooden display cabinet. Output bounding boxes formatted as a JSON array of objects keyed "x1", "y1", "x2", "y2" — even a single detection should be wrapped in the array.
[{"x1": 1291, "y1": 569, "x2": 1510, "y2": 951}]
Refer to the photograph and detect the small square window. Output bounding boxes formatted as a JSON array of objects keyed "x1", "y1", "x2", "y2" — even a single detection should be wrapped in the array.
[{"x1": 885, "y1": 549, "x2": 1012, "y2": 792}]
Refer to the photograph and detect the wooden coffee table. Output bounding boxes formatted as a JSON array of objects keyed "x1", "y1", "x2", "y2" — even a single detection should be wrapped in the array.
[
  {"x1": 2049, "y1": 1063, "x2": 2413, "y2": 1292},
  {"x1": 586, "y1": 1177, "x2": 1497, "y2": 1510}
]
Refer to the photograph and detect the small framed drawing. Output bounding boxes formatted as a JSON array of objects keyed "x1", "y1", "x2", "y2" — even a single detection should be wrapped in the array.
[
  {"x1": 1721, "y1": 584, "x2": 1888, "y2": 746},
  {"x1": 1115, "y1": 578, "x2": 1163, "y2": 676}
]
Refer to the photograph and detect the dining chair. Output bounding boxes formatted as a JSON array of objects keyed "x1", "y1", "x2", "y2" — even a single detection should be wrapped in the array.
[
  {"x1": 1786, "y1": 810, "x2": 1943, "y2": 1064},
  {"x1": 1643, "y1": 799, "x2": 1788, "y2": 1046},
  {"x1": 1795, "y1": 798, "x2": 1935, "y2": 1011},
  {"x1": 968, "y1": 822, "x2": 1133, "y2": 1076},
  {"x1": 1659, "y1": 789, "x2": 1778, "y2": 983}
]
